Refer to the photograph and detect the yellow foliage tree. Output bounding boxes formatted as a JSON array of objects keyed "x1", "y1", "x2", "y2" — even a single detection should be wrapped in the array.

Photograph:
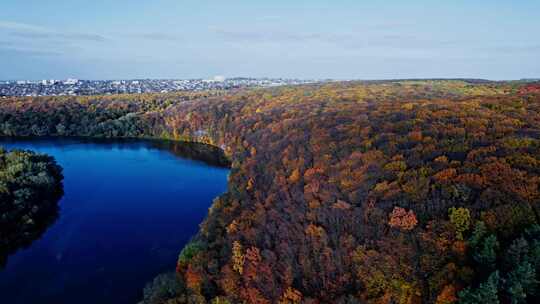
[
  {"x1": 279, "y1": 287, "x2": 302, "y2": 304},
  {"x1": 232, "y1": 241, "x2": 245, "y2": 274}
]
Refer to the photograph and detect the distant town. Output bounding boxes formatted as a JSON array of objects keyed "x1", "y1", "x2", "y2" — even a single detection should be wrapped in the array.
[{"x1": 0, "y1": 77, "x2": 318, "y2": 97}]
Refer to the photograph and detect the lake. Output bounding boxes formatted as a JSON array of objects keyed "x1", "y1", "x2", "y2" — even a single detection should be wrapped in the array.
[{"x1": 0, "y1": 138, "x2": 230, "y2": 304}]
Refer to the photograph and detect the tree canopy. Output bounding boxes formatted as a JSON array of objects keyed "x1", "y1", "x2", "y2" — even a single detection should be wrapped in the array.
[
  {"x1": 0, "y1": 148, "x2": 63, "y2": 267},
  {"x1": 1, "y1": 80, "x2": 540, "y2": 303}
]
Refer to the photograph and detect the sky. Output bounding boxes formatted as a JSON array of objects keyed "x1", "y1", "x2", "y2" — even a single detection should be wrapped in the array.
[{"x1": 0, "y1": 0, "x2": 539, "y2": 80}]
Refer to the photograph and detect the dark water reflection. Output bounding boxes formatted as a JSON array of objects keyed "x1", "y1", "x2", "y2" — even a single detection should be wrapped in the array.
[
  {"x1": 0, "y1": 137, "x2": 229, "y2": 304},
  {"x1": 0, "y1": 198, "x2": 61, "y2": 269}
]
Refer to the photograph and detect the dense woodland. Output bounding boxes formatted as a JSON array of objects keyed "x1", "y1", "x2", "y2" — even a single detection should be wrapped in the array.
[
  {"x1": 0, "y1": 148, "x2": 63, "y2": 267},
  {"x1": 1, "y1": 80, "x2": 540, "y2": 303}
]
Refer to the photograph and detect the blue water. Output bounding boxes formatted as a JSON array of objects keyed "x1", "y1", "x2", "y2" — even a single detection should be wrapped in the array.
[{"x1": 0, "y1": 138, "x2": 229, "y2": 304}]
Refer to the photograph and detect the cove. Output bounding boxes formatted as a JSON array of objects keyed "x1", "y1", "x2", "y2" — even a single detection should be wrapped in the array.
[{"x1": 0, "y1": 137, "x2": 230, "y2": 304}]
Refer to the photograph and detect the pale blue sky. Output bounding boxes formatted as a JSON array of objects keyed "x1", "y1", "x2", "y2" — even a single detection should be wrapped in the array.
[{"x1": 0, "y1": 0, "x2": 539, "y2": 80}]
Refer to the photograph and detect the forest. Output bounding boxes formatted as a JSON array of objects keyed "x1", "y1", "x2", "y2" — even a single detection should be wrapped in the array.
[
  {"x1": 0, "y1": 148, "x2": 64, "y2": 267},
  {"x1": 1, "y1": 80, "x2": 540, "y2": 303}
]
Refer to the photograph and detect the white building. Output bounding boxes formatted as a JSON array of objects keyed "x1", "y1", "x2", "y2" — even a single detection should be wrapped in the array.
[
  {"x1": 213, "y1": 75, "x2": 226, "y2": 82},
  {"x1": 64, "y1": 78, "x2": 79, "y2": 85}
]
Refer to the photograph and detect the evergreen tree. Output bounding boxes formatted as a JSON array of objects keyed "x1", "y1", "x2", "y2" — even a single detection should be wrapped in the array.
[
  {"x1": 458, "y1": 271, "x2": 500, "y2": 304},
  {"x1": 473, "y1": 235, "x2": 499, "y2": 270},
  {"x1": 506, "y1": 262, "x2": 537, "y2": 304}
]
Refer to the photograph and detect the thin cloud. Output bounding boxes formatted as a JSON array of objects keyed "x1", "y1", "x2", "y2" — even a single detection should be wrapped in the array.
[
  {"x1": 487, "y1": 44, "x2": 540, "y2": 54},
  {"x1": 0, "y1": 20, "x2": 107, "y2": 42},
  {"x1": 123, "y1": 32, "x2": 183, "y2": 42},
  {"x1": 10, "y1": 31, "x2": 106, "y2": 42},
  {"x1": 258, "y1": 15, "x2": 282, "y2": 21},
  {"x1": 369, "y1": 22, "x2": 414, "y2": 30},
  {"x1": 0, "y1": 21, "x2": 46, "y2": 33},
  {"x1": 0, "y1": 45, "x2": 63, "y2": 56},
  {"x1": 210, "y1": 27, "x2": 349, "y2": 43},
  {"x1": 209, "y1": 27, "x2": 454, "y2": 50},
  {"x1": 344, "y1": 34, "x2": 458, "y2": 49}
]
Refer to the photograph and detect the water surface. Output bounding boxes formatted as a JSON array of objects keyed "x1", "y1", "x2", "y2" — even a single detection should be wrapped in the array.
[{"x1": 0, "y1": 138, "x2": 229, "y2": 304}]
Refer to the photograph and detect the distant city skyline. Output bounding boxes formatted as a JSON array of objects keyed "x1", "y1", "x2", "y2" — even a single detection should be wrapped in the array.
[
  {"x1": 1, "y1": 0, "x2": 539, "y2": 80},
  {"x1": 0, "y1": 78, "x2": 316, "y2": 97}
]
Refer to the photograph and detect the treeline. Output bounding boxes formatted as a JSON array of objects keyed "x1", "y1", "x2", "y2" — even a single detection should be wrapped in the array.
[
  {"x1": 0, "y1": 148, "x2": 64, "y2": 267},
  {"x1": 1, "y1": 80, "x2": 540, "y2": 303}
]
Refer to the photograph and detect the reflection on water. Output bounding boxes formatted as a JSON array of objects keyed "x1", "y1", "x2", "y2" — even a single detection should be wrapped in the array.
[
  {"x1": 151, "y1": 140, "x2": 230, "y2": 168},
  {"x1": 0, "y1": 137, "x2": 231, "y2": 168},
  {"x1": 0, "y1": 202, "x2": 61, "y2": 269},
  {"x1": 0, "y1": 137, "x2": 229, "y2": 304}
]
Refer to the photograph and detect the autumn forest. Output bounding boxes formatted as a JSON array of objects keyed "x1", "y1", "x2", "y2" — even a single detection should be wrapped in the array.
[{"x1": 1, "y1": 80, "x2": 540, "y2": 303}]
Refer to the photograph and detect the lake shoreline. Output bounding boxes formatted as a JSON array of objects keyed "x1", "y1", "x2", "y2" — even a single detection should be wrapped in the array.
[{"x1": 0, "y1": 138, "x2": 229, "y2": 304}]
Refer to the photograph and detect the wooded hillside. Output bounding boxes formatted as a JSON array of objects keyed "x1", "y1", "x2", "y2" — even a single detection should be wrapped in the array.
[{"x1": 1, "y1": 80, "x2": 540, "y2": 303}]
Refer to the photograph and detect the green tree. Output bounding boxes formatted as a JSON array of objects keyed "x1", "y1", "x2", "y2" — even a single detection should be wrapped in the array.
[
  {"x1": 505, "y1": 237, "x2": 529, "y2": 269},
  {"x1": 469, "y1": 221, "x2": 488, "y2": 248},
  {"x1": 178, "y1": 241, "x2": 203, "y2": 265},
  {"x1": 458, "y1": 271, "x2": 500, "y2": 304},
  {"x1": 506, "y1": 262, "x2": 537, "y2": 304},
  {"x1": 473, "y1": 235, "x2": 499, "y2": 270}
]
